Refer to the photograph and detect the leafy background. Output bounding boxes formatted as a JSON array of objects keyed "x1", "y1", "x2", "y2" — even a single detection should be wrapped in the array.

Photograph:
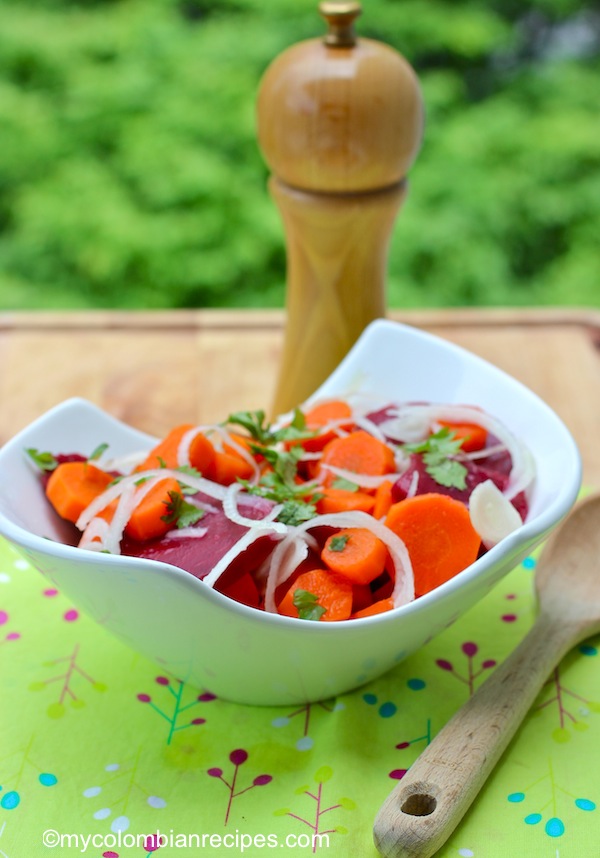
[{"x1": 0, "y1": 0, "x2": 598, "y2": 311}]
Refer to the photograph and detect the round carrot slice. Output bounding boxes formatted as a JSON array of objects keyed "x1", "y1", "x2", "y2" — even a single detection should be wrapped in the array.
[
  {"x1": 277, "y1": 568, "x2": 353, "y2": 622},
  {"x1": 321, "y1": 528, "x2": 388, "y2": 586},
  {"x1": 385, "y1": 493, "x2": 481, "y2": 596}
]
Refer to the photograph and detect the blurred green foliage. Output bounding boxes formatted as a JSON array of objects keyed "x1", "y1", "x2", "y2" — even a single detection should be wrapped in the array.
[{"x1": 0, "y1": 0, "x2": 598, "y2": 310}]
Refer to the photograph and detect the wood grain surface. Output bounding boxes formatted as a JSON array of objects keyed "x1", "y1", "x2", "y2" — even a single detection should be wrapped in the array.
[{"x1": 0, "y1": 308, "x2": 598, "y2": 485}]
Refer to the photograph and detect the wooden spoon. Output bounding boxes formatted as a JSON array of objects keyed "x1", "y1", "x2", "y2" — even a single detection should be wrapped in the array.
[{"x1": 373, "y1": 492, "x2": 600, "y2": 858}]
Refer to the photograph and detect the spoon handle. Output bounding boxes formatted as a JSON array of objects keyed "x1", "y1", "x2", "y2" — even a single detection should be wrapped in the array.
[{"x1": 373, "y1": 612, "x2": 580, "y2": 858}]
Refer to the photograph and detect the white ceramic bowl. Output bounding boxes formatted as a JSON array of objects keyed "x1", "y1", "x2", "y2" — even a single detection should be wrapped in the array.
[{"x1": 0, "y1": 320, "x2": 581, "y2": 705}]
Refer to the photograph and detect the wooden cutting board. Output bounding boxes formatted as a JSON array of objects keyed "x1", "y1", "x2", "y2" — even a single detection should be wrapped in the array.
[{"x1": 0, "y1": 307, "x2": 598, "y2": 485}]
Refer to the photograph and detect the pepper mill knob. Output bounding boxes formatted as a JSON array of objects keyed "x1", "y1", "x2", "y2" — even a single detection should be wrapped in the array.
[
  {"x1": 320, "y1": 1, "x2": 361, "y2": 47},
  {"x1": 257, "y1": 2, "x2": 424, "y2": 414}
]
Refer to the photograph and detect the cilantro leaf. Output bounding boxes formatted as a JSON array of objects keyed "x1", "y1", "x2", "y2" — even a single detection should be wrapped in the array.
[
  {"x1": 176, "y1": 465, "x2": 203, "y2": 479},
  {"x1": 404, "y1": 426, "x2": 464, "y2": 459},
  {"x1": 331, "y1": 477, "x2": 359, "y2": 492},
  {"x1": 227, "y1": 410, "x2": 272, "y2": 444},
  {"x1": 293, "y1": 589, "x2": 327, "y2": 621},
  {"x1": 26, "y1": 448, "x2": 58, "y2": 472},
  {"x1": 258, "y1": 445, "x2": 304, "y2": 486},
  {"x1": 328, "y1": 534, "x2": 350, "y2": 552},
  {"x1": 226, "y1": 408, "x2": 316, "y2": 446},
  {"x1": 404, "y1": 427, "x2": 468, "y2": 490},
  {"x1": 161, "y1": 491, "x2": 206, "y2": 529},
  {"x1": 237, "y1": 431, "x2": 321, "y2": 524},
  {"x1": 176, "y1": 465, "x2": 204, "y2": 494},
  {"x1": 89, "y1": 442, "x2": 109, "y2": 462},
  {"x1": 272, "y1": 408, "x2": 315, "y2": 444},
  {"x1": 427, "y1": 458, "x2": 468, "y2": 489},
  {"x1": 276, "y1": 499, "x2": 319, "y2": 526}
]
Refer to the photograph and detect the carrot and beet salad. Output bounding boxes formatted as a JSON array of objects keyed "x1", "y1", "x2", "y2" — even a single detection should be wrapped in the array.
[{"x1": 26, "y1": 399, "x2": 534, "y2": 621}]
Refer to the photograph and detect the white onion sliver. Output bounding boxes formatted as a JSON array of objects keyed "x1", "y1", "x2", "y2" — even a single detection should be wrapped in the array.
[
  {"x1": 385, "y1": 404, "x2": 534, "y2": 502},
  {"x1": 105, "y1": 476, "x2": 167, "y2": 555},
  {"x1": 177, "y1": 426, "x2": 204, "y2": 468},
  {"x1": 102, "y1": 450, "x2": 148, "y2": 475},
  {"x1": 186, "y1": 497, "x2": 219, "y2": 514},
  {"x1": 211, "y1": 425, "x2": 261, "y2": 484},
  {"x1": 222, "y1": 484, "x2": 287, "y2": 534},
  {"x1": 79, "y1": 517, "x2": 110, "y2": 551},
  {"x1": 378, "y1": 411, "x2": 431, "y2": 443},
  {"x1": 263, "y1": 511, "x2": 415, "y2": 615},
  {"x1": 76, "y1": 467, "x2": 229, "y2": 531},
  {"x1": 469, "y1": 479, "x2": 523, "y2": 549},
  {"x1": 102, "y1": 481, "x2": 140, "y2": 554},
  {"x1": 319, "y1": 464, "x2": 401, "y2": 490},
  {"x1": 202, "y1": 527, "x2": 284, "y2": 588},
  {"x1": 462, "y1": 442, "x2": 507, "y2": 461},
  {"x1": 405, "y1": 470, "x2": 419, "y2": 499},
  {"x1": 298, "y1": 451, "x2": 322, "y2": 462},
  {"x1": 164, "y1": 526, "x2": 209, "y2": 540},
  {"x1": 353, "y1": 414, "x2": 388, "y2": 443},
  {"x1": 264, "y1": 536, "x2": 311, "y2": 614}
]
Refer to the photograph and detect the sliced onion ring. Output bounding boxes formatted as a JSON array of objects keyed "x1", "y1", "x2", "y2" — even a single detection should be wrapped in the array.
[
  {"x1": 260, "y1": 511, "x2": 414, "y2": 615},
  {"x1": 469, "y1": 479, "x2": 523, "y2": 549}
]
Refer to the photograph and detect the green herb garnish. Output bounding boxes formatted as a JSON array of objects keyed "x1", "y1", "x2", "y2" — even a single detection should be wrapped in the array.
[
  {"x1": 293, "y1": 589, "x2": 327, "y2": 621},
  {"x1": 26, "y1": 448, "x2": 58, "y2": 472},
  {"x1": 226, "y1": 408, "x2": 315, "y2": 446},
  {"x1": 161, "y1": 491, "x2": 206, "y2": 529},
  {"x1": 328, "y1": 534, "x2": 350, "y2": 552},
  {"x1": 276, "y1": 499, "x2": 319, "y2": 526},
  {"x1": 331, "y1": 477, "x2": 359, "y2": 492},
  {"x1": 89, "y1": 442, "x2": 109, "y2": 462},
  {"x1": 404, "y1": 427, "x2": 468, "y2": 489},
  {"x1": 175, "y1": 465, "x2": 204, "y2": 494},
  {"x1": 241, "y1": 443, "x2": 321, "y2": 524}
]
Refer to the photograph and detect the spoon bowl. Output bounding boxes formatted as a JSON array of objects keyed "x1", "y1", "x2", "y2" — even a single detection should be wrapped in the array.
[{"x1": 373, "y1": 492, "x2": 600, "y2": 858}]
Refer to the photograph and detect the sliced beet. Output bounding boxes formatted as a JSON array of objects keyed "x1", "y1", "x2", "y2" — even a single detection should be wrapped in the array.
[
  {"x1": 392, "y1": 453, "x2": 507, "y2": 505},
  {"x1": 120, "y1": 491, "x2": 277, "y2": 582},
  {"x1": 365, "y1": 406, "x2": 398, "y2": 427},
  {"x1": 392, "y1": 452, "x2": 528, "y2": 521}
]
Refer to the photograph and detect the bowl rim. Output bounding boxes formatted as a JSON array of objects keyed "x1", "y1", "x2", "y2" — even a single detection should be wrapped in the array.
[{"x1": 0, "y1": 319, "x2": 582, "y2": 634}]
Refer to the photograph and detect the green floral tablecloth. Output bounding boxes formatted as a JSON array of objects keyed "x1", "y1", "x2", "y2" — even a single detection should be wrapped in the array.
[{"x1": 0, "y1": 536, "x2": 598, "y2": 858}]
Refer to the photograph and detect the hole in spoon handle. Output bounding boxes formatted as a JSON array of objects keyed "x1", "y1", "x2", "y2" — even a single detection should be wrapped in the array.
[{"x1": 400, "y1": 793, "x2": 437, "y2": 817}]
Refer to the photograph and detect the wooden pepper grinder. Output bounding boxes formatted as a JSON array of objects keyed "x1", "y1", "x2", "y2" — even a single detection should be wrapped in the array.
[{"x1": 257, "y1": 1, "x2": 424, "y2": 415}]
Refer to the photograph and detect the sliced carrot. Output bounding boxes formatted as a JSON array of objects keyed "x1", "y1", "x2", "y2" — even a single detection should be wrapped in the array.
[
  {"x1": 373, "y1": 479, "x2": 394, "y2": 519},
  {"x1": 304, "y1": 399, "x2": 353, "y2": 425},
  {"x1": 316, "y1": 488, "x2": 375, "y2": 515},
  {"x1": 301, "y1": 399, "x2": 354, "y2": 452},
  {"x1": 135, "y1": 424, "x2": 195, "y2": 471},
  {"x1": 46, "y1": 461, "x2": 113, "y2": 524},
  {"x1": 188, "y1": 432, "x2": 217, "y2": 474},
  {"x1": 352, "y1": 598, "x2": 395, "y2": 619},
  {"x1": 319, "y1": 430, "x2": 395, "y2": 482},
  {"x1": 222, "y1": 433, "x2": 254, "y2": 457},
  {"x1": 321, "y1": 528, "x2": 388, "y2": 586},
  {"x1": 277, "y1": 568, "x2": 353, "y2": 622},
  {"x1": 438, "y1": 420, "x2": 487, "y2": 453},
  {"x1": 125, "y1": 477, "x2": 182, "y2": 542},
  {"x1": 385, "y1": 493, "x2": 481, "y2": 597},
  {"x1": 205, "y1": 450, "x2": 254, "y2": 486}
]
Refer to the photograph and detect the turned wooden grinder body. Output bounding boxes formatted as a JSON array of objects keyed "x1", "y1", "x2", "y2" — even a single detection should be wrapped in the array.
[{"x1": 257, "y1": 2, "x2": 424, "y2": 414}]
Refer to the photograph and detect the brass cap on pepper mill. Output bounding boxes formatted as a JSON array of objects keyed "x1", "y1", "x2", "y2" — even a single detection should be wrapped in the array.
[
  {"x1": 320, "y1": 1, "x2": 361, "y2": 47},
  {"x1": 256, "y1": 1, "x2": 424, "y2": 194}
]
